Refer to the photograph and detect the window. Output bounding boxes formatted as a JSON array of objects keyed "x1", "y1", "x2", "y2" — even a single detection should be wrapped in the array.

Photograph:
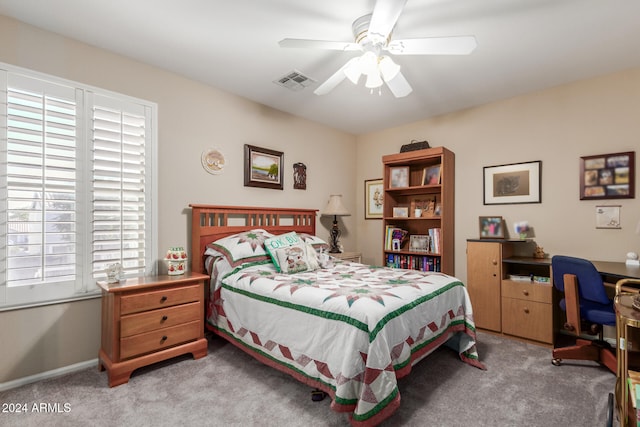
[{"x1": 0, "y1": 63, "x2": 157, "y2": 310}]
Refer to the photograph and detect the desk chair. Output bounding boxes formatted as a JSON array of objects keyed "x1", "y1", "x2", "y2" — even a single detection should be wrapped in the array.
[{"x1": 551, "y1": 255, "x2": 616, "y2": 373}]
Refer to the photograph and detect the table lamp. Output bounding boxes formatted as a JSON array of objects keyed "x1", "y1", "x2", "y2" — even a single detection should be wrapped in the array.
[{"x1": 322, "y1": 194, "x2": 350, "y2": 253}]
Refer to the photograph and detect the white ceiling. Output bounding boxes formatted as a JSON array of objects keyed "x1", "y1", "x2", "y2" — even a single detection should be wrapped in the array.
[{"x1": 2, "y1": 0, "x2": 640, "y2": 135}]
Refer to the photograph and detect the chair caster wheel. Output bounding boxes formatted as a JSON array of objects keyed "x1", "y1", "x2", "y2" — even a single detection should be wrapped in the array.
[{"x1": 552, "y1": 358, "x2": 562, "y2": 366}]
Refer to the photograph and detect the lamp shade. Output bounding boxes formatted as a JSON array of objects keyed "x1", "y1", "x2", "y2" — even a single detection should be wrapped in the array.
[{"x1": 322, "y1": 194, "x2": 350, "y2": 216}]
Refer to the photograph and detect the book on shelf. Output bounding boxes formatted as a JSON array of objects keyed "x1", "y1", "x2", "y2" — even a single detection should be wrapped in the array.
[
  {"x1": 428, "y1": 227, "x2": 441, "y2": 254},
  {"x1": 385, "y1": 226, "x2": 408, "y2": 251},
  {"x1": 385, "y1": 253, "x2": 441, "y2": 272},
  {"x1": 628, "y1": 370, "x2": 640, "y2": 425}
]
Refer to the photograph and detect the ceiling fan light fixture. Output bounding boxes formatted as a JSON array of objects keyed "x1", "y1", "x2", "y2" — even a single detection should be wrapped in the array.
[
  {"x1": 360, "y1": 51, "x2": 379, "y2": 76},
  {"x1": 365, "y1": 71, "x2": 383, "y2": 89},
  {"x1": 344, "y1": 59, "x2": 362, "y2": 84},
  {"x1": 379, "y1": 55, "x2": 400, "y2": 81}
]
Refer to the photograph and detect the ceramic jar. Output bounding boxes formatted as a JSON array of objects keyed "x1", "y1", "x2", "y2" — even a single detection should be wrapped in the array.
[{"x1": 165, "y1": 247, "x2": 187, "y2": 275}]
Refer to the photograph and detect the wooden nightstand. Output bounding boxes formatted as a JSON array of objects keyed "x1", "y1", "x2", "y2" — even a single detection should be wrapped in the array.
[
  {"x1": 331, "y1": 251, "x2": 362, "y2": 263},
  {"x1": 97, "y1": 272, "x2": 209, "y2": 387}
]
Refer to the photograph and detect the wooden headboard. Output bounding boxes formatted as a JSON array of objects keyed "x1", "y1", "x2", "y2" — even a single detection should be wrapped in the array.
[{"x1": 189, "y1": 204, "x2": 318, "y2": 274}]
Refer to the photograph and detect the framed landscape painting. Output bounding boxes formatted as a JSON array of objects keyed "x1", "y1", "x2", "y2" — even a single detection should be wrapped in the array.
[{"x1": 244, "y1": 144, "x2": 284, "y2": 190}]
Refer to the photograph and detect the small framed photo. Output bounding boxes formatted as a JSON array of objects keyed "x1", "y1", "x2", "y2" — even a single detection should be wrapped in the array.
[
  {"x1": 409, "y1": 235, "x2": 430, "y2": 252},
  {"x1": 392, "y1": 206, "x2": 409, "y2": 218},
  {"x1": 391, "y1": 239, "x2": 401, "y2": 251},
  {"x1": 423, "y1": 164, "x2": 441, "y2": 185},
  {"x1": 580, "y1": 151, "x2": 635, "y2": 200},
  {"x1": 389, "y1": 166, "x2": 410, "y2": 188},
  {"x1": 479, "y1": 216, "x2": 504, "y2": 239},
  {"x1": 244, "y1": 144, "x2": 284, "y2": 190}
]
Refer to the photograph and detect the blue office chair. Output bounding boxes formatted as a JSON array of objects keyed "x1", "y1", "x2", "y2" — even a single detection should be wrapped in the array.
[{"x1": 551, "y1": 255, "x2": 616, "y2": 373}]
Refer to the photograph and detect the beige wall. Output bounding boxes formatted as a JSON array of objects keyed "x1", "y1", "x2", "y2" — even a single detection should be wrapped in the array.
[
  {"x1": 2, "y1": 14, "x2": 640, "y2": 386},
  {"x1": 0, "y1": 16, "x2": 356, "y2": 384},
  {"x1": 356, "y1": 68, "x2": 640, "y2": 284}
]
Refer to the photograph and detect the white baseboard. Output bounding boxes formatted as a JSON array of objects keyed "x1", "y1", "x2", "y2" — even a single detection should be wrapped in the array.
[{"x1": 0, "y1": 358, "x2": 98, "y2": 392}]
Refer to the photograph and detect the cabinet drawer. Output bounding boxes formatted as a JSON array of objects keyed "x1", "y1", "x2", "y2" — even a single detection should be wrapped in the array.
[
  {"x1": 120, "y1": 320, "x2": 201, "y2": 360},
  {"x1": 120, "y1": 302, "x2": 200, "y2": 338},
  {"x1": 501, "y1": 280, "x2": 552, "y2": 304},
  {"x1": 120, "y1": 284, "x2": 201, "y2": 315},
  {"x1": 502, "y1": 297, "x2": 553, "y2": 344}
]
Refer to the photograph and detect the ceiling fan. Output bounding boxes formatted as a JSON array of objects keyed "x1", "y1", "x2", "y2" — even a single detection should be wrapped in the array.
[{"x1": 278, "y1": 0, "x2": 477, "y2": 98}]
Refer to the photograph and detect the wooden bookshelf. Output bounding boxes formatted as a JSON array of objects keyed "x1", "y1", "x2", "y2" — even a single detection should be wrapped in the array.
[{"x1": 382, "y1": 147, "x2": 454, "y2": 275}]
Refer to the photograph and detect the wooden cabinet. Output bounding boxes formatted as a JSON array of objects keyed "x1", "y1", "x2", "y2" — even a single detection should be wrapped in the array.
[
  {"x1": 466, "y1": 239, "x2": 553, "y2": 344},
  {"x1": 98, "y1": 272, "x2": 209, "y2": 387},
  {"x1": 466, "y1": 240, "x2": 508, "y2": 331},
  {"x1": 382, "y1": 147, "x2": 454, "y2": 275}
]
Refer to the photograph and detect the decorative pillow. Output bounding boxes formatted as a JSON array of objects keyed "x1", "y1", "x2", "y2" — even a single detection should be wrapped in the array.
[
  {"x1": 273, "y1": 242, "x2": 320, "y2": 274},
  {"x1": 299, "y1": 233, "x2": 330, "y2": 253},
  {"x1": 264, "y1": 231, "x2": 304, "y2": 271},
  {"x1": 205, "y1": 229, "x2": 274, "y2": 267}
]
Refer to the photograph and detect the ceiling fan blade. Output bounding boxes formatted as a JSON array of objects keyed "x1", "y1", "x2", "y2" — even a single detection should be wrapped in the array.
[
  {"x1": 313, "y1": 58, "x2": 359, "y2": 95},
  {"x1": 384, "y1": 70, "x2": 412, "y2": 98},
  {"x1": 369, "y1": 0, "x2": 408, "y2": 41},
  {"x1": 386, "y1": 36, "x2": 477, "y2": 55},
  {"x1": 279, "y1": 38, "x2": 360, "y2": 51}
]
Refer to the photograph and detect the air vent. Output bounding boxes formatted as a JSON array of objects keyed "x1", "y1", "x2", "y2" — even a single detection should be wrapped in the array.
[{"x1": 273, "y1": 70, "x2": 316, "y2": 91}]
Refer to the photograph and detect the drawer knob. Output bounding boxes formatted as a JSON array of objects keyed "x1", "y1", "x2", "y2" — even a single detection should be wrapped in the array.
[
  {"x1": 161, "y1": 335, "x2": 168, "y2": 342},
  {"x1": 523, "y1": 290, "x2": 529, "y2": 296},
  {"x1": 161, "y1": 315, "x2": 168, "y2": 321},
  {"x1": 523, "y1": 307, "x2": 530, "y2": 314},
  {"x1": 492, "y1": 260, "x2": 497, "y2": 265},
  {"x1": 160, "y1": 296, "x2": 168, "y2": 303}
]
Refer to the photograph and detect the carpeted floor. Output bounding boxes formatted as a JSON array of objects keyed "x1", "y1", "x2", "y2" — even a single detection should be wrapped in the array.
[{"x1": 1, "y1": 331, "x2": 616, "y2": 426}]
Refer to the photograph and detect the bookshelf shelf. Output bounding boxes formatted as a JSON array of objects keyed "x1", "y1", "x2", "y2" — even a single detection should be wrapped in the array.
[{"x1": 382, "y1": 147, "x2": 454, "y2": 275}]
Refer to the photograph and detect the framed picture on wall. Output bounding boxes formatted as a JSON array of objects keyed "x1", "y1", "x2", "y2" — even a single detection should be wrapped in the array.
[
  {"x1": 580, "y1": 151, "x2": 635, "y2": 200},
  {"x1": 244, "y1": 144, "x2": 284, "y2": 190},
  {"x1": 483, "y1": 160, "x2": 541, "y2": 205},
  {"x1": 365, "y1": 179, "x2": 383, "y2": 219}
]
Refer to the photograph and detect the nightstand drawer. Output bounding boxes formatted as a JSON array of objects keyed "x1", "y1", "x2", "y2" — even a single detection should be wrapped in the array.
[
  {"x1": 120, "y1": 284, "x2": 201, "y2": 315},
  {"x1": 120, "y1": 320, "x2": 201, "y2": 360},
  {"x1": 120, "y1": 302, "x2": 200, "y2": 337}
]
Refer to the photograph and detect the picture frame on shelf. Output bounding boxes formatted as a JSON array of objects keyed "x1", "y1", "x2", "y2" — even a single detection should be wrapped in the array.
[
  {"x1": 409, "y1": 197, "x2": 435, "y2": 217},
  {"x1": 479, "y1": 216, "x2": 504, "y2": 239},
  {"x1": 580, "y1": 151, "x2": 635, "y2": 200},
  {"x1": 422, "y1": 164, "x2": 441, "y2": 185},
  {"x1": 389, "y1": 166, "x2": 410, "y2": 188},
  {"x1": 483, "y1": 160, "x2": 541, "y2": 205},
  {"x1": 244, "y1": 144, "x2": 284, "y2": 190},
  {"x1": 364, "y1": 179, "x2": 383, "y2": 219},
  {"x1": 409, "y1": 235, "x2": 430, "y2": 252},
  {"x1": 392, "y1": 206, "x2": 409, "y2": 218}
]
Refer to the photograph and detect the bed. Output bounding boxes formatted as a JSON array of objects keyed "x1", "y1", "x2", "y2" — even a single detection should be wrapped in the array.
[{"x1": 190, "y1": 204, "x2": 484, "y2": 426}]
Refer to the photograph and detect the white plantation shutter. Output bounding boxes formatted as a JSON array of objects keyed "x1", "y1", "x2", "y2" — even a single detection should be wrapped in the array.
[
  {"x1": 91, "y1": 97, "x2": 150, "y2": 278},
  {"x1": 0, "y1": 64, "x2": 157, "y2": 310}
]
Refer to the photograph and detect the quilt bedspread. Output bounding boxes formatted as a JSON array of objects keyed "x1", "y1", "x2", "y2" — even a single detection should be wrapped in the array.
[{"x1": 206, "y1": 260, "x2": 484, "y2": 426}]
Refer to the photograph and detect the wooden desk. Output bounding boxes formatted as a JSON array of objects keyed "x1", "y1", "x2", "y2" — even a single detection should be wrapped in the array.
[{"x1": 592, "y1": 261, "x2": 640, "y2": 282}]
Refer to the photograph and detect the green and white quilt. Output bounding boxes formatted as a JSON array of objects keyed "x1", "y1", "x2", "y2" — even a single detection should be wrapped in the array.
[{"x1": 206, "y1": 258, "x2": 484, "y2": 426}]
